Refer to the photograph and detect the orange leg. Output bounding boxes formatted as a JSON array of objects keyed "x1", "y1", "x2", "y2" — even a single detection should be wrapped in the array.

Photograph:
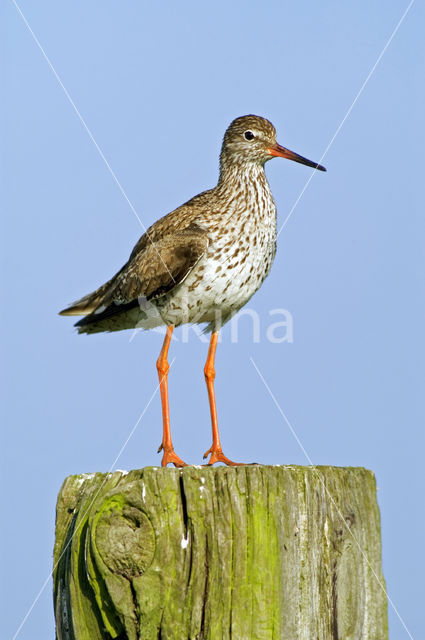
[
  {"x1": 157, "y1": 326, "x2": 187, "y2": 467},
  {"x1": 203, "y1": 331, "x2": 243, "y2": 466}
]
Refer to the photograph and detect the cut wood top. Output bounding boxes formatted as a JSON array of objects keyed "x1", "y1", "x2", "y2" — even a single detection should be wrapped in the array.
[{"x1": 53, "y1": 466, "x2": 388, "y2": 640}]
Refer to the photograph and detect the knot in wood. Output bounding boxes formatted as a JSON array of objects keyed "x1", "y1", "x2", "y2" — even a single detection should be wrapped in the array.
[{"x1": 94, "y1": 497, "x2": 155, "y2": 578}]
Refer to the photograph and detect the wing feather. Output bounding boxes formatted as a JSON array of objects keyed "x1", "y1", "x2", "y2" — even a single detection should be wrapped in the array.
[{"x1": 70, "y1": 224, "x2": 209, "y2": 330}]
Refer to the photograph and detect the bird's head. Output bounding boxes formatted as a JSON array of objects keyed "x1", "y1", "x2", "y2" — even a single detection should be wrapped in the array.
[{"x1": 221, "y1": 114, "x2": 326, "y2": 172}]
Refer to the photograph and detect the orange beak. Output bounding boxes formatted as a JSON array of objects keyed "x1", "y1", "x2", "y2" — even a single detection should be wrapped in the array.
[{"x1": 268, "y1": 142, "x2": 326, "y2": 172}]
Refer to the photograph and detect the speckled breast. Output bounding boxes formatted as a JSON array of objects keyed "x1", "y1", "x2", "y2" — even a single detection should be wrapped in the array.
[{"x1": 157, "y1": 199, "x2": 277, "y2": 328}]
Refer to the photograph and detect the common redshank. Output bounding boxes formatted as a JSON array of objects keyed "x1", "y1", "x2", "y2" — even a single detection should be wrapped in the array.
[{"x1": 60, "y1": 115, "x2": 325, "y2": 467}]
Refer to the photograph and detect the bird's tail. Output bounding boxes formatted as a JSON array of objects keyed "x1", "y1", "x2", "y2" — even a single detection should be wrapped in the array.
[{"x1": 58, "y1": 282, "x2": 111, "y2": 317}]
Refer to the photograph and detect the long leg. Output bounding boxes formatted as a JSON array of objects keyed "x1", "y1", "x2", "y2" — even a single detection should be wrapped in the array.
[
  {"x1": 203, "y1": 331, "x2": 243, "y2": 466},
  {"x1": 157, "y1": 325, "x2": 187, "y2": 467}
]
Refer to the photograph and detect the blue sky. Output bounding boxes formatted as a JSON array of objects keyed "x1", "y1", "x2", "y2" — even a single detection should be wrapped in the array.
[{"x1": 2, "y1": 1, "x2": 424, "y2": 638}]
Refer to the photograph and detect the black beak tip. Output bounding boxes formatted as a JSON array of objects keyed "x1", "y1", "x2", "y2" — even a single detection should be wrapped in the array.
[{"x1": 317, "y1": 163, "x2": 326, "y2": 172}]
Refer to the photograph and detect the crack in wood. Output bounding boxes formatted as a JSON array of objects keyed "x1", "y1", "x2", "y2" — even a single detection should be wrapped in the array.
[
  {"x1": 331, "y1": 559, "x2": 339, "y2": 640},
  {"x1": 179, "y1": 474, "x2": 189, "y2": 537},
  {"x1": 129, "y1": 578, "x2": 139, "y2": 640},
  {"x1": 199, "y1": 534, "x2": 209, "y2": 640}
]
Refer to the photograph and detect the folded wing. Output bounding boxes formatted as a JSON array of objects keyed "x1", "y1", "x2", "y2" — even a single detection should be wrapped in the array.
[{"x1": 59, "y1": 223, "x2": 209, "y2": 331}]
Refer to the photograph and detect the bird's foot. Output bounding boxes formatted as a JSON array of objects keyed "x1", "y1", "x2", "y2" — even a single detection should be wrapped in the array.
[
  {"x1": 158, "y1": 443, "x2": 188, "y2": 468},
  {"x1": 203, "y1": 446, "x2": 244, "y2": 466}
]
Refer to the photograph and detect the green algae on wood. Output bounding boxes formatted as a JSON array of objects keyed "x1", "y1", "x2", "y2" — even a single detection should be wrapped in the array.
[{"x1": 53, "y1": 465, "x2": 388, "y2": 639}]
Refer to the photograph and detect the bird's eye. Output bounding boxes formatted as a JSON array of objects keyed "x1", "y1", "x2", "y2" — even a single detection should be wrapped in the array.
[{"x1": 244, "y1": 130, "x2": 255, "y2": 141}]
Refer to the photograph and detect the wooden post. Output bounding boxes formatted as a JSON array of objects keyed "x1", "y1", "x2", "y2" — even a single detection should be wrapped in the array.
[{"x1": 53, "y1": 466, "x2": 388, "y2": 639}]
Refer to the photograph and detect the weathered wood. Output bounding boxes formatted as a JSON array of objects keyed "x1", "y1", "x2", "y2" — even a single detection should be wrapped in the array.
[{"x1": 53, "y1": 466, "x2": 388, "y2": 639}]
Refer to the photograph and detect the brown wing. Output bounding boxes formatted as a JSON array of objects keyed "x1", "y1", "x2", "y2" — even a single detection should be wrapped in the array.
[
  {"x1": 127, "y1": 188, "x2": 214, "y2": 261},
  {"x1": 70, "y1": 224, "x2": 209, "y2": 329},
  {"x1": 60, "y1": 190, "x2": 213, "y2": 318},
  {"x1": 105, "y1": 223, "x2": 208, "y2": 304}
]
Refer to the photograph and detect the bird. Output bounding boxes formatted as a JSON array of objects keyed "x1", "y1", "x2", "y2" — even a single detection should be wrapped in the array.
[{"x1": 59, "y1": 115, "x2": 326, "y2": 467}]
